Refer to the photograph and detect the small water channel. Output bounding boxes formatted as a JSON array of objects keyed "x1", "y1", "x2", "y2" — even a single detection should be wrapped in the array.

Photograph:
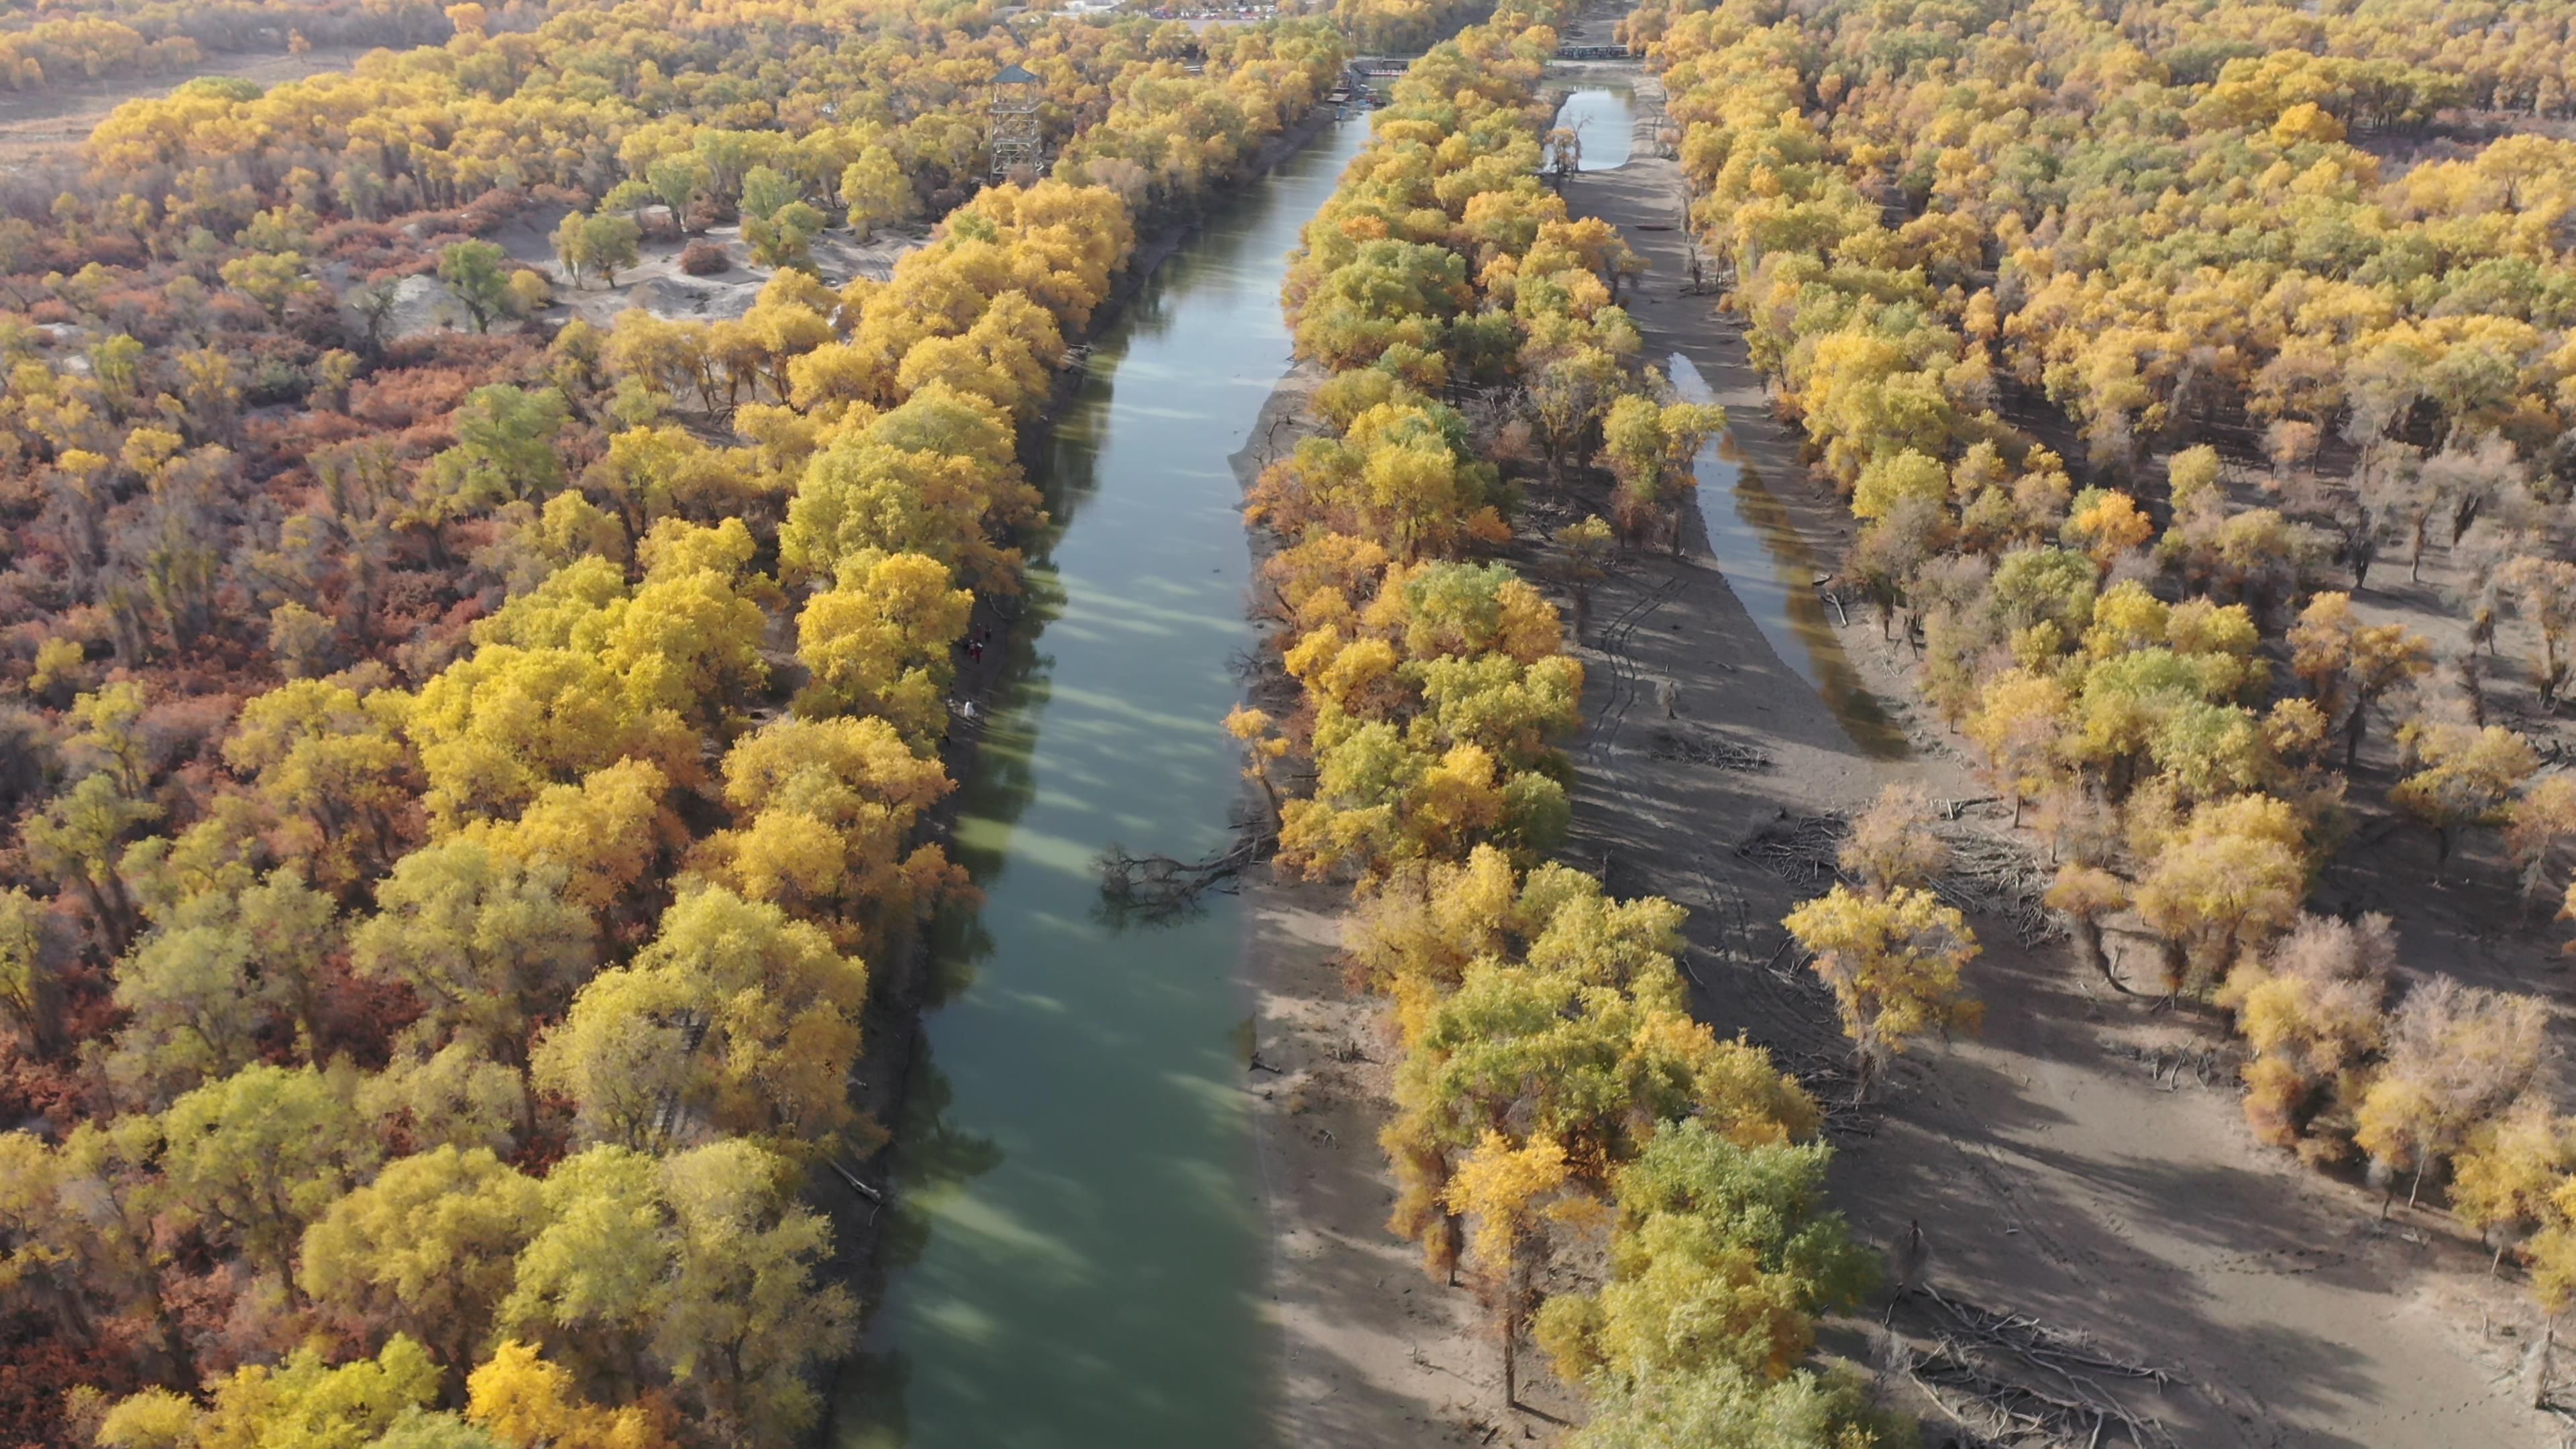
[
  {"x1": 1550, "y1": 84, "x2": 1634, "y2": 170},
  {"x1": 1668, "y1": 352, "x2": 1909, "y2": 759},
  {"x1": 828, "y1": 117, "x2": 1373, "y2": 1449},
  {"x1": 1551, "y1": 81, "x2": 1905, "y2": 759}
]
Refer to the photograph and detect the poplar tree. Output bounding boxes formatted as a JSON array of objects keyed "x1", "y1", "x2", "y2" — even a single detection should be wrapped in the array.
[{"x1": 1782, "y1": 885, "x2": 1980, "y2": 1102}]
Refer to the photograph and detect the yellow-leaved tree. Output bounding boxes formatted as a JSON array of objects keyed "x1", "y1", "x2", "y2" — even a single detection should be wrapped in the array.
[
  {"x1": 2354, "y1": 978, "x2": 2546, "y2": 1215},
  {"x1": 2133, "y1": 793, "x2": 2310, "y2": 994},
  {"x1": 1782, "y1": 883, "x2": 1981, "y2": 1102},
  {"x1": 1443, "y1": 1130, "x2": 1573, "y2": 1409},
  {"x1": 2214, "y1": 912, "x2": 2391, "y2": 1157},
  {"x1": 469, "y1": 1339, "x2": 670, "y2": 1449}
]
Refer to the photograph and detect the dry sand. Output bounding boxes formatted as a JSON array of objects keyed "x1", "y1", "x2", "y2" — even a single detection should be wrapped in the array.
[
  {"x1": 374, "y1": 207, "x2": 931, "y2": 343},
  {"x1": 0, "y1": 45, "x2": 370, "y2": 166},
  {"x1": 1231, "y1": 369, "x2": 1518, "y2": 1447},
  {"x1": 1230, "y1": 46, "x2": 2565, "y2": 1449}
]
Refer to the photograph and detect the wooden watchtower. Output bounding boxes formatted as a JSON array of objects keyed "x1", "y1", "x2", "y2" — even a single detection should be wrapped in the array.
[{"x1": 989, "y1": 63, "x2": 1042, "y2": 180}]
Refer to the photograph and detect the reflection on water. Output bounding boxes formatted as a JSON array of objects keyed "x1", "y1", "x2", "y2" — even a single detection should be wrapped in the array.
[
  {"x1": 1667, "y1": 352, "x2": 1909, "y2": 760},
  {"x1": 830, "y1": 118, "x2": 1375, "y2": 1449},
  {"x1": 1552, "y1": 85, "x2": 1634, "y2": 170}
]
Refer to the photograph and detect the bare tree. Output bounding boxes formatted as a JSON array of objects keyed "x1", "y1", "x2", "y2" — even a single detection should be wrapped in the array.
[
  {"x1": 1839, "y1": 784, "x2": 1950, "y2": 895},
  {"x1": 2359, "y1": 977, "x2": 2548, "y2": 1212}
]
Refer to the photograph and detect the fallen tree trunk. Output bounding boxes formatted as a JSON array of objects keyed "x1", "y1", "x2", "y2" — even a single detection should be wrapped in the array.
[{"x1": 1097, "y1": 828, "x2": 1269, "y2": 925}]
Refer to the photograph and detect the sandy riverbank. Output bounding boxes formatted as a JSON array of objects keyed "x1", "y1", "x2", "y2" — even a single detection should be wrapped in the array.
[
  {"x1": 1548, "y1": 58, "x2": 2555, "y2": 1449},
  {"x1": 1230, "y1": 367, "x2": 1515, "y2": 1448},
  {"x1": 1226, "y1": 40, "x2": 2561, "y2": 1449}
]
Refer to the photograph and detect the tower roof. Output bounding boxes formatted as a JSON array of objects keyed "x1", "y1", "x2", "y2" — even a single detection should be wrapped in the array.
[{"x1": 993, "y1": 62, "x2": 1040, "y2": 85}]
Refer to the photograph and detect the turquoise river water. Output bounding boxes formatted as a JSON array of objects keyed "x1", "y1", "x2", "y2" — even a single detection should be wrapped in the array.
[{"x1": 828, "y1": 117, "x2": 1373, "y2": 1449}]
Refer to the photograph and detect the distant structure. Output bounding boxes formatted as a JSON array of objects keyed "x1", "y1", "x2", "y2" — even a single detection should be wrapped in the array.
[{"x1": 989, "y1": 62, "x2": 1043, "y2": 180}]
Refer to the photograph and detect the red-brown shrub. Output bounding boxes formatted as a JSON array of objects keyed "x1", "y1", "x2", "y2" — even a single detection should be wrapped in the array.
[{"x1": 347, "y1": 366, "x2": 479, "y2": 429}]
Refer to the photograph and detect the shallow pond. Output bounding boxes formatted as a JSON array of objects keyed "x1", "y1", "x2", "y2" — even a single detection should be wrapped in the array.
[{"x1": 1551, "y1": 85, "x2": 1634, "y2": 171}]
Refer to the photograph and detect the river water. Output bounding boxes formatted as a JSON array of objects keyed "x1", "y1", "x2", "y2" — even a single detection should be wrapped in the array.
[
  {"x1": 1670, "y1": 352, "x2": 1909, "y2": 759},
  {"x1": 829, "y1": 116, "x2": 1373, "y2": 1449},
  {"x1": 1552, "y1": 83, "x2": 1634, "y2": 170}
]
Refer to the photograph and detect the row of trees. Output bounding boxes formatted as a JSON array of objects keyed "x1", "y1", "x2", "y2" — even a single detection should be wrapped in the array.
[
  {"x1": 72, "y1": 4, "x2": 1301, "y2": 231},
  {"x1": 1629, "y1": 0, "x2": 2576, "y2": 1316},
  {"x1": 0, "y1": 7, "x2": 1348, "y2": 1444},
  {"x1": 1245, "y1": 9, "x2": 1910, "y2": 1444}
]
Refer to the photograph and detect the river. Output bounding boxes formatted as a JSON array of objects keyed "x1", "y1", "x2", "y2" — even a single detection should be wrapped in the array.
[
  {"x1": 1552, "y1": 83, "x2": 1634, "y2": 170},
  {"x1": 829, "y1": 115, "x2": 1373, "y2": 1449}
]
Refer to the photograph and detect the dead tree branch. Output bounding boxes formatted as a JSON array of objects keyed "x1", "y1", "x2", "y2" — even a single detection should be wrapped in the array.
[
  {"x1": 1900, "y1": 1285, "x2": 2183, "y2": 1448},
  {"x1": 1097, "y1": 831, "x2": 1268, "y2": 925},
  {"x1": 1646, "y1": 726, "x2": 1772, "y2": 771}
]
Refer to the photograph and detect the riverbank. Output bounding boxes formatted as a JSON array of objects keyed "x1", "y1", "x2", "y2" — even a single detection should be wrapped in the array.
[
  {"x1": 1231, "y1": 366, "x2": 1513, "y2": 1446},
  {"x1": 1546, "y1": 60, "x2": 2556, "y2": 1449}
]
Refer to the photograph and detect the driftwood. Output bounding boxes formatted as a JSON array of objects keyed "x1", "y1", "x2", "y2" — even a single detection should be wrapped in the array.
[
  {"x1": 822, "y1": 1157, "x2": 885, "y2": 1204},
  {"x1": 1646, "y1": 726, "x2": 1772, "y2": 771},
  {"x1": 1737, "y1": 812, "x2": 1849, "y2": 885},
  {"x1": 2118, "y1": 1042, "x2": 2230, "y2": 1091},
  {"x1": 1097, "y1": 833, "x2": 1265, "y2": 925},
  {"x1": 1902, "y1": 1285, "x2": 2180, "y2": 1448},
  {"x1": 1935, "y1": 829, "x2": 2062, "y2": 949},
  {"x1": 1784, "y1": 1049, "x2": 1878, "y2": 1139}
]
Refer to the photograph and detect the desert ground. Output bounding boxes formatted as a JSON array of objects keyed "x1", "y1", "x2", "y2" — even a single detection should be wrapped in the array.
[
  {"x1": 374, "y1": 206, "x2": 931, "y2": 341},
  {"x1": 1237, "y1": 34, "x2": 2572, "y2": 1449},
  {"x1": 0, "y1": 45, "x2": 370, "y2": 166}
]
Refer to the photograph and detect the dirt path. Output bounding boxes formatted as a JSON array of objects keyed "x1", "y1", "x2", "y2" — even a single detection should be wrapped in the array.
[{"x1": 1548, "y1": 60, "x2": 2560, "y2": 1449}]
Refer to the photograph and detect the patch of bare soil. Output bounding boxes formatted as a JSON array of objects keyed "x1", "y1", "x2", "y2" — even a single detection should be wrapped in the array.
[
  {"x1": 0, "y1": 46, "x2": 370, "y2": 164},
  {"x1": 1534, "y1": 59, "x2": 2562, "y2": 1449},
  {"x1": 1241, "y1": 873, "x2": 1510, "y2": 1447},
  {"x1": 532, "y1": 218, "x2": 930, "y2": 328},
  {"x1": 376, "y1": 207, "x2": 932, "y2": 343}
]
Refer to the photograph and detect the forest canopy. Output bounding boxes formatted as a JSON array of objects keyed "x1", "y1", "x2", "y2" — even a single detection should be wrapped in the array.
[{"x1": 0, "y1": 0, "x2": 1356, "y2": 1441}]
